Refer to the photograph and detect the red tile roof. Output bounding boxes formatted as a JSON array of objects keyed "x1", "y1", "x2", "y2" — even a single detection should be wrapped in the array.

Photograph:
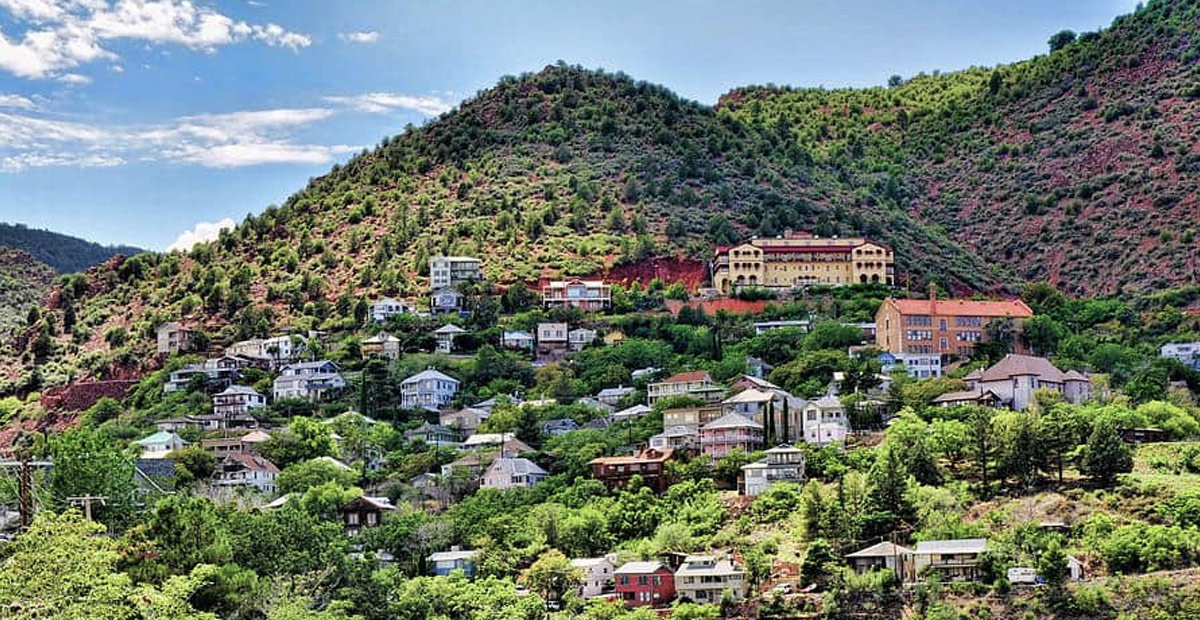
[
  {"x1": 662, "y1": 370, "x2": 712, "y2": 384},
  {"x1": 889, "y1": 298, "x2": 1033, "y2": 318}
]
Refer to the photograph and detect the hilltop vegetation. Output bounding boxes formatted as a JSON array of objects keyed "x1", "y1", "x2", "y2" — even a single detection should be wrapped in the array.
[
  {"x1": 8, "y1": 0, "x2": 1200, "y2": 389},
  {"x1": 0, "y1": 223, "x2": 143, "y2": 275},
  {"x1": 0, "y1": 247, "x2": 53, "y2": 337},
  {"x1": 723, "y1": 0, "x2": 1200, "y2": 295}
]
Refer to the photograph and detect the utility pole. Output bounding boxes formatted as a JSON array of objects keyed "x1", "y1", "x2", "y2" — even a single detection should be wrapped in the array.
[
  {"x1": 17, "y1": 458, "x2": 32, "y2": 529},
  {"x1": 67, "y1": 495, "x2": 107, "y2": 521}
]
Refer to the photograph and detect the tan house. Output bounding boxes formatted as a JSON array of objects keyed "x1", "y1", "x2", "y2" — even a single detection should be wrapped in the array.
[
  {"x1": 662, "y1": 403, "x2": 727, "y2": 430},
  {"x1": 963, "y1": 354, "x2": 1092, "y2": 411},
  {"x1": 362, "y1": 332, "x2": 402, "y2": 360},
  {"x1": 846, "y1": 541, "x2": 914, "y2": 582},
  {"x1": 913, "y1": 539, "x2": 988, "y2": 582},
  {"x1": 648, "y1": 371, "x2": 723, "y2": 405},
  {"x1": 156, "y1": 322, "x2": 193, "y2": 354},
  {"x1": 712, "y1": 231, "x2": 893, "y2": 294},
  {"x1": 875, "y1": 292, "x2": 1034, "y2": 357}
]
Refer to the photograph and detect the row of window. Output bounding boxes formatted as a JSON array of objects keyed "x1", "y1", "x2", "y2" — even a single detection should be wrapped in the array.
[
  {"x1": 618, "y1": 575, "x2": 664, "y2": 586},
  {"x1": 956, "y1": 331, "x2": 981, "y2": 342},
  {"x1": 907, "y1": 330, "x2": 933, "y2": 341}
]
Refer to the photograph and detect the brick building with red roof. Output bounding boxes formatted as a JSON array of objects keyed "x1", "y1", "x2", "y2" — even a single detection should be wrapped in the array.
[{"x1": 875, "y1": 288, "x2": 1034, "y2": 357}]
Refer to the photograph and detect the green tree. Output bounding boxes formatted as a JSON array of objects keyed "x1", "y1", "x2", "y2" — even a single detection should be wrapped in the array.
[
  {"x1": 1048, "y1": 29, "x2": 1077, "y2": 52},
  {"x1": 800, "y1": 538, "x2": 839, "y2": 587},
  {"x1": 277, "y1": 458, "x2": 361, "y2": 494},
  {"x1": 1078, "y1": 418, "x2": 1133, "y2": 485},
  {"x1": 0, "y1": 511, "x2": 217, "y2": 620},
  {"x1": 521, "y1": 549, "x2": 582, "y2": 607},
  {"x1": 1038, "y1": 540, "x2": 1069, "y2": 609},
  {"x1": 966, "y1": 407, "x2": 997, "y2": 494},
  {"x1": 49, "y1": 428, "x2": 137, "y2": 527}
]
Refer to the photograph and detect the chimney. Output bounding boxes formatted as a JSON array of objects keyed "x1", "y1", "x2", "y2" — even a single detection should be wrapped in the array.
[{"x1": 928, "y1": 282, "x2": 938, "y2": 302}]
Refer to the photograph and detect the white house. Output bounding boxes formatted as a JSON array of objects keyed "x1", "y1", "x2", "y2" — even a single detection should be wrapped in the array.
[
  {"x1": 674, "y1": 555, "x2": 748, "y2": 603},
  {"x1": 273, "y1": 361, "x2": 345, "y2": 402},
  {"x1": 401, "y1": 369, "x2": 460, "y2": 411},
  {"x1": 803, "y1": 395, "x2": 849, "y2": 446},
  {"x1": 134, "y1": 431, "x2": 188, "y2": 458},
  {"x1": 963, "y1": 354, "x2": 1091, "y2": 411},
  {"x1": 649, "y1": 425, "x2": 697, "y2": 451},
  {"x1": 613, "y1": 403, "x2": 653, "y2": 421},
  {"x1": 913, "y1": 539, "x2": 989, "y2": 582},
  {"x1": 571, "y1": 554, "x2": 618, "y2": 599},
  {"x1": 568, "y1": 328, "x2": 598, "y2": 352},
  {"x1": 430, "y1": 288, "x2": 464, "y2": 314},
  {"x1": 1161, "y1": 342, "x2": 1200, "y2": 370},
  {"x1": 429, "y1": 256, "x2": 482, "y2": 292},
  {"x1": 156, "y1": 322, "x2": 193, "y2": 354},
  {"x1": 214, "y1": 453, "x2": 279, "y2": 494},
  {"x1": 370, "y1": 297, "x2": 413, "y2": 323},
  {"x1": 501, "y1": 330, "x2": 535, "y2": 351},
  {"x1": 434, "y1": 324, "x2": 467, "y2": 354},
  {"x1": 597, "y1": 385, "x2": 636, "y2": 406},
  {"x1": 480, "y1": 457, "x2": 547, "y2": 490},
  {"x1": 741, "y1": 444, "x2": 806, "y2": 497},
  {"x1": 212, "y1": 385, "x2": 267, "y2": 420}
]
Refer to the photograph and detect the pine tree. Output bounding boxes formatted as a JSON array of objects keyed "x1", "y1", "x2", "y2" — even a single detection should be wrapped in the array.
[
  {"x1": 1079, "y1": 418, "x2": 1133, "y2": 485},
  {"x1": 765, "y1": 400, "x2": 776, "y2": 446},
  {"x1": 781, "y1": 397, "x2": 791, "y2": 443}
]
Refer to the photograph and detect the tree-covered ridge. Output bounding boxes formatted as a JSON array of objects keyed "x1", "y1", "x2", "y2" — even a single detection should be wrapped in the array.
[
  {"x1": 0, "y1": 246, "x2": 53, "y2": 336},
  {"x1": 0, "y1": 223, "x2": 143, "y2": 275},
  {"x1": 722, "y1": 0, "x2": 1200, "y2": 295}
]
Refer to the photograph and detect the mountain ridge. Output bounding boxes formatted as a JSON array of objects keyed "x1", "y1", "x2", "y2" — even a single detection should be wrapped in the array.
[
  {"x1": 0, "y1": 222, "x2": 144, "y2": 275},
  {"x1": 5, "y1": 0, "x2": 1200, "y2": 393}
]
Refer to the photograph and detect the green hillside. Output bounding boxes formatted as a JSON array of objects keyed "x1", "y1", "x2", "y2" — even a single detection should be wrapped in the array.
[
  {"x1": 0, "y1": 223, "x2": 143, "y2": 275},
  {"x1": 0, "y1": 247, "x2": 53, "y2": 336},
  {"x1": 8, "y1": 0, "x2": 1200, "y2": 391}
]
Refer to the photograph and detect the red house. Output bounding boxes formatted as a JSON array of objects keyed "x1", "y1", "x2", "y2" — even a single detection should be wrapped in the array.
[{"x1": 614, "y1": 561, "x2": 675, "y2": 607}]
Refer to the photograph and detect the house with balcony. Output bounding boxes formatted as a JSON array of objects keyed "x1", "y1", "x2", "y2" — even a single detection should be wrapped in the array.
[
  {"x1": 615, "y1": 561, "x2": 675, "y2": 607},
  {"x1": 542, "y1": 279, "x2": 612, "y2": 311},
  {"x1": 156, "y1": 322, "x2": 193, "y2": 354},
  {"x1": 674, "y1": 555, "x2": 748, "y2": 604},
  {"x1": 501, "y1": 330, "x2": 535, "y2": 351},
  {"x1": 439, "y1": 407, "x2": 490, "y2": 435},
  {"x1": 741, "y1": 444, "x2": 806, "y2": 497},
  {"x1": 649, "y1": 425, "x2": 698, "y2": 451},
  {"x1": 845, "y1": 542, "x2": 915, "y2": 582},
  {"x1": 569, "y1": 327, "x2": 598, "y2": 352},
  {"x1": 962, "y1": 354, "x2": 1092, "y2": 411},
  {"x1": 163, "y1": 357, "x2": 242, "y2": 394},
  {"x1": 273, "y1": 361, "x2": 345, "y2": 402},
  {"x1": 597, "y1": 385, "x2": 636, "y2": 406},
  {"x1": 430, "y1": 287, "x2": 465, "y2": 314},
  {"x1": 802, "y1": 395, "x2": 849, "y2": 446},
  {"x1": 341, "y1": 496, "x2": 396, "y2": 536},
  {"x1": 913, "y1": 539, "x2": 988, "y2": 582},
  {"x1": 571, "y1": 554, "x2": 619, "y2": 599},
  {"x1": 134, "y1": 431, "x2": 188, "y2": 459},
  {"x1": 362, "y1": 332, "x2": 402, "y2": 360},
  {"x1": 404, "y1": 422, "x2": 460, "y2": 447},
  {"x1": 662, "y1": 403, "x2": 727, "y2": 431},
  {"x1": 400, "y1": 369, "x2": 460, "y2": 411},
  {"x1": 370, "y1": 297, "x2": 414, "y2": 323},
  {"x1": 429, "y1": 547, "x2": 478, "y2": 578},
  {"x1": 480, "y1": 457, "x2": 547, "y2": 490},
  {"x1": 589, "y1": 447, "x2": 674, "y2": 494},
  {"x1": 700, "y1": 413, "x2": 764, "y2": 459},
  {"x1": 212, "y1": 385, "x2": 266, "y2": 420},
  {"x1": 429, "y1": 256, "x2": 482, "y2": 292},
  {"x1": 647, "y1": 371, "x2": 724, "y2": 405},
  {"x1": 213, "y1": 452, "x2": 279, "y2": 494},
  {"x1": 434, "y1": 324, "x2": 466, "y2": 354}
]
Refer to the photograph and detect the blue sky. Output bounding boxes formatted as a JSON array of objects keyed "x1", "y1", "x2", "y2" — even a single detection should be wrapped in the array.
[{"x1": 0, "y1": 0, "x2": 1140, "y2": 251}]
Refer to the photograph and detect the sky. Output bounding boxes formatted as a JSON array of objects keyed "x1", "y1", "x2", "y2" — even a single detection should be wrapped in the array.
[{"x1": 0, "y1": 0, "x2": 1141, "y2": 251}]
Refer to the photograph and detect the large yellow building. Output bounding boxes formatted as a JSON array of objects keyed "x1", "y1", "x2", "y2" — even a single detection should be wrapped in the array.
[{"x1": 711, "y1": 232, "x2": 894, "y2": 294}]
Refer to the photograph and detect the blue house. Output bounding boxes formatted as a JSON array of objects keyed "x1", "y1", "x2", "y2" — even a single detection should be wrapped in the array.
[{"x1": 429, "y1": 547, "x2": 478, "y2": 578}]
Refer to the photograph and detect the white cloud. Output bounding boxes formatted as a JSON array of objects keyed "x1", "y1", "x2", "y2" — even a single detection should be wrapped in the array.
[
  {"x1": 109, "y1": 63, "x2": 121, "y2": 72},
  {"x1": 1, "y1": 151, "x2": 124, "y2": 171},
  {"x1": 339, "y1": 30, "x2": 378, "y2": 44},
  {"x1": 0, "y1": 93, "x2": 36, "y2": 109},
  {"x1": 0, "y1": 0, "x2": 311, "y2": 80},
  {"x1": 167, "y1": 217, "x2": 235, "y2": 252},
  {"x1": 323, "y1": 92, "x2": 453, "y2": 116},
  {"x1": 0, "y1": 103, "x2": 366, "y2": 170},
  {"x1": 57, "y1": 72, "x2": 91, "y2": 84}
]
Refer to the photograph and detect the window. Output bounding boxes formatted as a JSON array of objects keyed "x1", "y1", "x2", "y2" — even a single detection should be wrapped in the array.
[
  {"x1": 367, "y1": 513, "x2": 377, "y2": 525},
  {"x1": 638, "y1": 576, "x2": 648, "y2": 586},
  {"x1": 347, "y1": 513, "x2": 359, "y2": 525}
]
